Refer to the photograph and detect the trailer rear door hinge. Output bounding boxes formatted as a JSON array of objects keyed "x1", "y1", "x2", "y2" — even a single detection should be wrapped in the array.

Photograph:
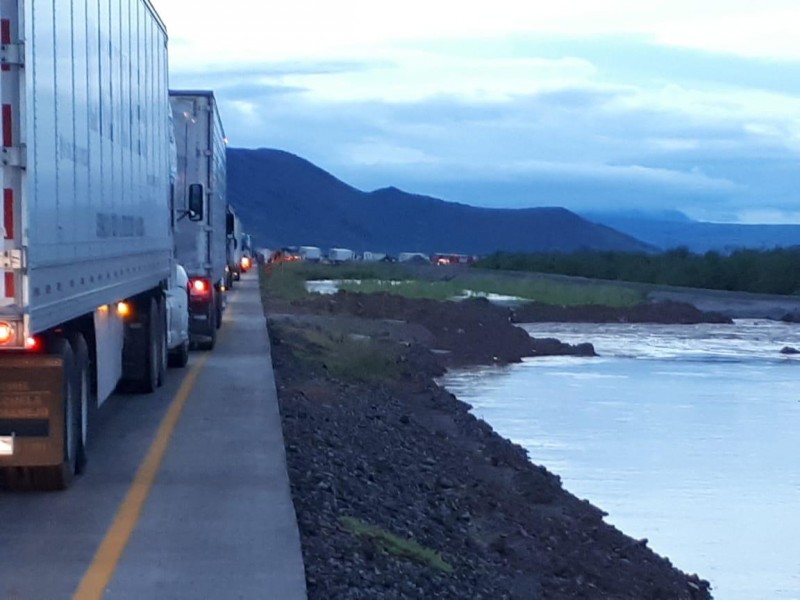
[
  {"x1": 2, "y1": 145, "x2": 26, "y2": 168},
  {"x1": 1, "y1": 249, "x2": 23, "y2": 269},
  {"x1": 0, "y1": 43, "x2": 23, "y2": 67}
]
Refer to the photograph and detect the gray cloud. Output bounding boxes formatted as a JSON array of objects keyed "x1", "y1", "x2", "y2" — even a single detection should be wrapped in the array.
[{"x1": 169, "y1": 42, "x2": 800, "y2": 222}]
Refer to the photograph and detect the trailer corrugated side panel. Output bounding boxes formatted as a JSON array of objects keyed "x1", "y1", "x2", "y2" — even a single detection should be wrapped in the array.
[
  {"x1": 170, "y1": 92, "x2": 226, "y2": 282},
  {"x1": 0, "y1": 0, "x2": 172, "y2": 337}
]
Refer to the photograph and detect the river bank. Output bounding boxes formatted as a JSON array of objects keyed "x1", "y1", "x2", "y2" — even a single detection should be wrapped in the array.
[{"x1": 265, "y1": 289, "x2": 716, "y2": 599}]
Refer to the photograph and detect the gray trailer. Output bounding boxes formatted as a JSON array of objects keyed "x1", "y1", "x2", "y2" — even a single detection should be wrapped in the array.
[
  {"x1": 226, "y1": 204, "x2": 243, "y2": 287},
  {"x1": 0, "y1": 0, "x2": 187, "y2": 489},
  {"x1": 170, "y1": 91, "x2": 228, "y2": 349}
]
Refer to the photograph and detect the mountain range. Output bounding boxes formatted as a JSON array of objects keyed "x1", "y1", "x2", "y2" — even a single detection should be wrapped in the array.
[
  {"x1": 579, "y1": 210, "x2": 800, "y2": 253},
  {"x1": 226, "y1": 148, "x2": 653, "y2": 255},
  {"x1": 226, "y1": 148, "x2": 800, "y2": 255}
]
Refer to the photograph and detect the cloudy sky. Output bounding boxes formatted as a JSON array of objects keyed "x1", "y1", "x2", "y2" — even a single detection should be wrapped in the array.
[{"x1": 155, "y1": 0, "x2": 800, "y2": 223}]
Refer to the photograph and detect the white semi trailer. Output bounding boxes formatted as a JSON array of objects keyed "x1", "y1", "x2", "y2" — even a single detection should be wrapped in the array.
[
  {"x1": 0, "y1": 0, "x2": 189, "y2": 490},
  {"x1": 170, "y1": 91, "x2": 228, "y2": 350}
]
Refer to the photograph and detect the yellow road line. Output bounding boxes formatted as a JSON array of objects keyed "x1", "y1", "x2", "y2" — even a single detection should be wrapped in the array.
[
  {"x1": 72, "y1": 352, "x2": 209, "y2": 600},
  {"x1": 73, "y1": 290, "x2": 237, "y2": 600}
]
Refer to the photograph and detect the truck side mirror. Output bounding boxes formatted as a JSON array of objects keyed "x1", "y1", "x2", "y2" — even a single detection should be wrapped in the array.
[
  {"x1": 226, "y1": 212, "x2": 234, "y2": 235},
  {"x1": 188, "y1": 184, "x2": 204, "y2": 221}
]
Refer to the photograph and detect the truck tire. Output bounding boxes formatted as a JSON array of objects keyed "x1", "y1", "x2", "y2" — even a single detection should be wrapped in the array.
[
  {"x1": 168, "y1": 339, "x2": 190, "y2": 368},
  {"x1": 45, "y1": 337, "x2": 80, "y2": 490},
  {"x1": 122, "y1": 298, "x2": 161, "y2": 394},
  {"x1": 156, "y1": 296, "x2": 167, "y2": 387},
  {"x1": 67, "y1": 333, "x2": 91, "y2": 475},
  {"x1": 197, "y1": 306, "x2": 217, "y2": 351},
  {"x1": 143, "y1": 299, "x2": 159, "y2": 393}
]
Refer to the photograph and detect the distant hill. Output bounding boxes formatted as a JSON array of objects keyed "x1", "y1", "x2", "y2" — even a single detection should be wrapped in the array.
[
  {"x1": 582, "y1": 210, "x2": 800, "y2": 253},
  {"x1": 226, "y1": 148, "x2": 653, "y2": 255}
]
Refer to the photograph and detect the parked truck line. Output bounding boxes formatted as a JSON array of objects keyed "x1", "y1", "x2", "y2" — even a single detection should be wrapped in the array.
[{"x1": 170, "y1": 90, "x2": 228, "y2": 351}]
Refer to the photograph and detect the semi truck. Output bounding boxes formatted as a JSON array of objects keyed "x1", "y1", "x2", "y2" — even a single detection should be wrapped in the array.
[
  {"x1": 170, "y1": 91, "x2": 228, "y2": 350},
  {"x1": 0, "y1": 0, "x2": 190, "y2": 490},
  {"x1": 328, "y1": 248, "x2": 355, "y2": 263},
  {"x1": 225, "y1": 204, "x2": 242, "y2": 286},
  {"x1": 299, "y1": 246, "x2": 322, "y2": 262},
  {"x1": 240, "y1": 232, "x2": 253, "y2": 273}
]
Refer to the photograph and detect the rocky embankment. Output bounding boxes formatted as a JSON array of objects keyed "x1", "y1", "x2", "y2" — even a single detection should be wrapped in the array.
[{"x1": 267, "y1": 291, "x2": 716, "y2": 599}]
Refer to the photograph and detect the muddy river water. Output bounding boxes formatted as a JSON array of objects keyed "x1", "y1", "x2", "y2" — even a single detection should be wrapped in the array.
[{"x1": 441, "y1": 320, "x2": 800, "y2": 600}]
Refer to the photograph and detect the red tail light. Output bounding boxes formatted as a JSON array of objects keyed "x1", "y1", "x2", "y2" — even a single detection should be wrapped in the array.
[{"x1": 189, "y1": 277, "x2": 211, "y2": 296}]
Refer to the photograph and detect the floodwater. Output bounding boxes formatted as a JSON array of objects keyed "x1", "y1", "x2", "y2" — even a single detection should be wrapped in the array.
[
  {"x1": 305, "y1": 280, "x2": 525, "y2": 305},
  {"x1": 440, "y1": 320, "x2": 800, "y2": 600}
]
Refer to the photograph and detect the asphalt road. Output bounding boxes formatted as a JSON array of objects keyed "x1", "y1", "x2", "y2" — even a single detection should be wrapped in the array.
[{"x1": 0, "y1": 273, "x2": 307, "y2": 600}]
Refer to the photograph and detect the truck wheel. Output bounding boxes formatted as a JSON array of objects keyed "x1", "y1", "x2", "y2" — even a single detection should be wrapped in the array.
[
  {"x1": 132, "y1": 298, "x2": 159, "y2": 393},
  {"x1": 198, "y1": 305, "x2": 217, "y2": 351},
  {"x1": 144, "y1": 299, "x2": 159, "y2": 393},
  {"x1": 120, "y1": 297, "x2": 158, "y2": 393},
  {"x1": 156, "y1": 296, "x2": 167, "y2": 387},
  {"x1": 45, "y1": 337, "x2": 80, "y2": 490},
  {"x1": 168, "y1": 339, "x2": 190, "y2": 368},
  {"x1": 68, "y1": 334, "x2": 91, "y2": 474}
]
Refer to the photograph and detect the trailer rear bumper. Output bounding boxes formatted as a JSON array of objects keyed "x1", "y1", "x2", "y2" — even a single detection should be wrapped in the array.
[
  {"x1": 189, "y1": 295, "x2": 217, "y2": 340},
  {"x1": 0, "y1": 354, "x2": 65, "y2": 468}
]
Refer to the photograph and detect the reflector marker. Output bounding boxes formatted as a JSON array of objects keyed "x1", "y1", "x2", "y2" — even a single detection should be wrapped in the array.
[
  {"x1": 1, "y1": 19, "x2": 9, "y2": 72},
  {"x1": 3, "y1": 188, "x2": 13, "y2": 239},
  {"x1": 3, "y1": 272, "x2": 13, "y2": 298},
  {"x1": 2, "y1": 104, "x2": 12, "y2": 147}
]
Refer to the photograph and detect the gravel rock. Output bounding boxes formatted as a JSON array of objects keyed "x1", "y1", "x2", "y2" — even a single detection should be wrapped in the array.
[{"x1": 267, "y1": 290, "x2": 713, "y2": 599}]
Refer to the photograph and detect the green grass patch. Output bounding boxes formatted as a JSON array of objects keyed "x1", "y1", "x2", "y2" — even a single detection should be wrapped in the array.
[
  {"x1": 338, "y1": 274, "x2": 644, "y2": 307},
  {"x1": 271, "y1": 322, "x2": 402, "y2": 383},
  {"x1": 339, "y1": 516, "x2": 454, "y2": 574},
  {"x1": 338, "y1": 279, "x2": 463, "y2": 300},
  {"x1": 279, "y1": 261, "x2": 412, "y2": 283},
  {"x1": 462, "y1": 275, "x2": 644, "y2": 307},
  {"x1": 260, "y1": 263, "x2": 309, "y2": 301},
  {"x1": 262, "y1": 260, "x2": 644, "y2": 307}
]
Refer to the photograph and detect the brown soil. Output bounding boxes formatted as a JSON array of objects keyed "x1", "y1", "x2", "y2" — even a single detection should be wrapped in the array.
[
  {"x1": 267, "y1": 290, "x2": 715, "y2": 599},
  {"x1": 511, "y1": 299, "x2": 732, "y2": 325}
]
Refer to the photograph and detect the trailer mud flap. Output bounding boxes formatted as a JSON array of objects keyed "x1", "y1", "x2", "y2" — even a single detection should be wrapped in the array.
[{"x1": 0, "y1": 354, "x2": 64, "y2": 467}]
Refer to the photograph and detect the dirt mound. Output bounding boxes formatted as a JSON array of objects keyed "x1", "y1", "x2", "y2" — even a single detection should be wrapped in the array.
[
  {"x1": 289, "y1": 292, "x2": 596, "y2": 366},
  {"x1": 513, "y1": 299, "x2": 733, "y2": 324}
]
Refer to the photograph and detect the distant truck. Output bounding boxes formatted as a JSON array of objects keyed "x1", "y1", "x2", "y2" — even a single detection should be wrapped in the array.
[
  {"x1": 398, "y1": 252, "x2": 430, "y2": 264},
  {"x1": 225, "y1": 205, "x2": 243, "y2": 286},
  {"x1": 299, "y1": 246, "x2": 322, "y2": 262},
  {"x1": 170, "y1": 91, "x2": 228, "y2": 350},
  {"x1": 0, "y1": 1, "x2": 190, "y2": 490},
  {"x1": 239, "y1": 233, "x2": 253, "y2": 273},
  {"x1": 432, "y1": 253, "x2": 476, "y2": 266},
  {"x1": 362, "y1": 251, "x2": 388, "y2": 262},
  {"x1": 328, "y1": 248, "x2": 355, "y2": 263}
]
